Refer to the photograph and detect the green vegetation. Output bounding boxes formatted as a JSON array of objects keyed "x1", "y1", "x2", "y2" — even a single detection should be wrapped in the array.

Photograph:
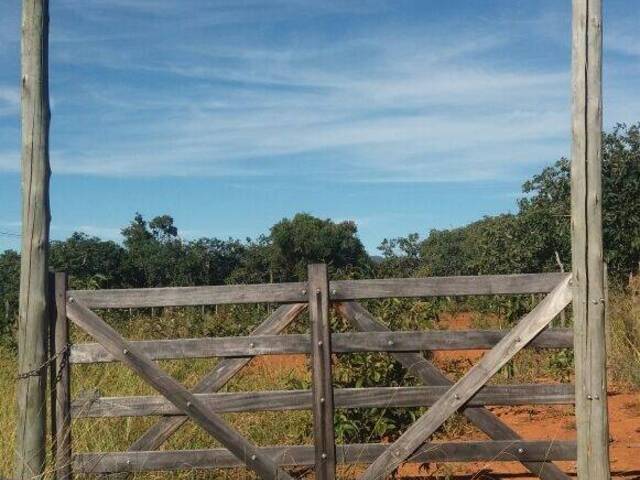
[
  {"x1": 2, "y1": 124, "x2": 639, "y2": 340},
  {"x1": 395, "y1": 123, "x2": 640, "y2": 280},
  {"x1": 0, "y1": 123, "x2": 638, "y2": 478}
]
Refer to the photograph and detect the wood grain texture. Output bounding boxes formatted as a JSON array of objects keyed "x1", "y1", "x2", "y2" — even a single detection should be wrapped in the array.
[
  {"x1": 360, "y1": 276, "x2": 573, "y2": 480},
  {"x1": 52, "y1": 273, "x2": 72, "y2": 480},
  {"x1": 65, "y1": 298, "x2": 293, "y2": 480},
  {"x1": 331, "y1": 273, "x2": 567, "y2": 300},
  {"x1": 68, "y1": 273, "x2": 567, "y2": 308},
  {"x1": 571, "y1": 0, "x2": 611, "y2": 478},
  {"x1": 73, "y1": 441, "x2": 577, "y2": 473},
  {"x1": 124, "y1": 303, "x2": 305, "y2": 455},
  {"x1": 70, "y1": 329, "x2": 573, "y2": 364},
  {"x1": 69, "y1": 282, "x2": 307, "y2": 308},
  {"x1": 308, "y1": 264, "x2": 336, "y2": 480},
  {"x1": 15, "y1": 1, "x2": 51, "y2": 478},
  {"x1": 336, "y1": 302, "x2": 572, "y2": 480},
  {"x1": 72, "y1": 384, "x2": 575, "y2": 418}
]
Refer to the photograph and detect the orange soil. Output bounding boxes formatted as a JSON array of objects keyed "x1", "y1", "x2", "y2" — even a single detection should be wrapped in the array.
[
  {"x1": 246, "y1": 353, "x2": 308, "y2": 377},
  {"x1": 249, "y1": 313, "x2": 640, "y2": 478},
  {"x1": 397, "y1": 392, "x2": 640, "y2": 479}
]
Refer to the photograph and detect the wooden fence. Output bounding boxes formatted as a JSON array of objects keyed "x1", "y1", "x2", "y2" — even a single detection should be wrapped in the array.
[{"x1": 50, "y1": 266, "x2": 576, "y2": 480}]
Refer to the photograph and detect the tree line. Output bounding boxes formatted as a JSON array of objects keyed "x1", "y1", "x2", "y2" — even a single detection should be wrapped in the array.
[{"x1": 1, "y1": 123, "x2": 638, "y2": 341}]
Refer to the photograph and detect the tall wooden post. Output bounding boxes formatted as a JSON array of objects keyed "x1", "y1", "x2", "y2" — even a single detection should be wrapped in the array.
[
  {"x1": 571, "y1": 0, "x2": 611, "y2": 478},
  {"x1": 15, "y1": 1, "x2": 51, "y2": 479}
]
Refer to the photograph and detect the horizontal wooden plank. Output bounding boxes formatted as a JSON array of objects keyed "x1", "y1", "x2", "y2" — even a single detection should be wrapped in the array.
[
  {"x1": 359, "y1": 275, "x2": 573, "y2": 480},
  {"x1": 72, "y1": 384, "x2": 575, "y2": 418},
  {"x1": 73, "y1": 440, "x2": 577, "y2": 473},
  {"x1": 68, "y1": 282, "x2": 307, "y2": 308},
  {"x1": 66, "y1": 292, "x2": 293, "y2": 480},
  {"x1": 336, "y1": 301, "x2": 571, "y2": 480},
  {"x1": 68, "y1": 273, "x2": 569, "y2": 308},
  {"x1": 70, "y1": 329, "x2": 573, "y2": 364},
  {"x1": 331, "y1": 273, "x2": 569, "y2": 300}
]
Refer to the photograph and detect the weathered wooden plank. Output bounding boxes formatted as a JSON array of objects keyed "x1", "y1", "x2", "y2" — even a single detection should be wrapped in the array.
[
  {"x1": 52, "y1": 273, "x2": 72, "y2": 480},
  {"x1": 124, "y1": 303, "x2": 306, "y2": 456},
  {"x1": 65, "y1": 298, "x2": 293, "y2": 480},
  {"x1": 72, "y1": 384, "x2": 575, "y2": 418},
  {"x1": 15, "y1": 1, "x2": 51, "y2": 478},
  {"x1": 68, "y1": 282, "x2": 307, "y2": 308},
  {"x1": 73, "y1": 441, "x2": 578, "y2": 473},
  {"x1": 331, "y1": 273, "x2": 568, "y2": 300},
  {"x1": 336, "y1": 302, "x2": 572, "y2": 480},
  {"x1": 571, "y1": 0, "x2": 611, "y2": 479},
  {"x1": 308, "y1": 264, "x2": 336, "y2": 480},
  {"x1": 68, "y1": 273, "x2": 568, "y2": 308},
  {"x1": 360, "y1": 276, "x2": 573, "y2": 480},
  {"x1": 70, "y1": 329, "x2": 573, "y2": 364}
]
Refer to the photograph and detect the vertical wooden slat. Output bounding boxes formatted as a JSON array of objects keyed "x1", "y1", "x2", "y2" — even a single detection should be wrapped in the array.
[
  {"x1": 48, "y1": 272, "x2": 56, "y2": 465},
  {"x1": 53, "y1": 273, "x2": 72, "y2": 480},
  {"x1": 571, "y1": 0, "x2": 611, "y2": 478},
  {"x1": 15, "y1": 1, "x2": 51, "y2": 479},
  {"x1": 308, "y1": 264, "x2": 336, "y2": 480}
]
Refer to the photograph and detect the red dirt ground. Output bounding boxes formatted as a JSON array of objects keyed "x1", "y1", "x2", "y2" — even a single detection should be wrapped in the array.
[{"x1": 248, "y1": 313, "x2": 640, "y2": 479}]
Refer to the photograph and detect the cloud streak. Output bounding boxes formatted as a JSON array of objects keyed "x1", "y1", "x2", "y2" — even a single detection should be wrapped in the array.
[{"x1": 0, "y1": 1, "x2": 638, "y2": 184}]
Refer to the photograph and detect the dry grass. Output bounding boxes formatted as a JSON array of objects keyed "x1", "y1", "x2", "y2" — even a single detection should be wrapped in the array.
[
  {"x1": 0, "y1": 288, "x2": 638, "y2": 479},
  {"x1": 0, "y1": 345, "x2": 17, "y2": 478},
  {"x1": 607, "y1": 277, "x2": 640, "y2": 387}
]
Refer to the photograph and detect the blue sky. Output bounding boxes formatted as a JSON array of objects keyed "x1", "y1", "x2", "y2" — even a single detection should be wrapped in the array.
[{"x1": 1, "y1": 1, "x2": 639, "y2": 252}]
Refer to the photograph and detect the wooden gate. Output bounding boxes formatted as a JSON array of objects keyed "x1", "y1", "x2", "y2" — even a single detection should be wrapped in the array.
[{"x1": 50, "y1": 265, "x2": 576, "y2": 480}]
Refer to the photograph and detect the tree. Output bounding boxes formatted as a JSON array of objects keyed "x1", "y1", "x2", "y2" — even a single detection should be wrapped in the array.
[
  {"x1": 519, "y1": 123, "x2": 640, "y2": 280},
  {"x1": 0, "y1": 250, "x2": 20, "y2": 340},
  {"x1": 269, "y1": 213, "x2": 370, "y2": 281},
  {"x1": 121, "y1": 213, "x2": 185, "y2": 287},
  {"x1": 418, "y1": 123, "x2": 640, "y2": 280},
  {"x1": 377, "y1": 233, "x2": 423, "y2": 277},
  {"x1": 50, "y1": 232, "x2": 126, "y2": 289}
]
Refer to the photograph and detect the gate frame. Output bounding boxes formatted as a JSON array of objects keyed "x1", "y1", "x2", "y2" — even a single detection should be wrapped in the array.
[{"x1": 51, "y1": 269, "x2": 581, "y2": 480}]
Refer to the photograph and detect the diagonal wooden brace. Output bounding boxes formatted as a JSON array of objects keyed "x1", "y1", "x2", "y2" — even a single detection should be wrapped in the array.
[
  {"x1": 357, "y1": 275, "x2": 573, "y2": 480},
  {"x1": 336, "y1": 301, "x2": 572, "y2": 478},
  {"x1": 66, "y1": 298, "x2": 295, "y2": 480},
  {"x1": 127, "y1": 303, "x2": 306, "y2": 451}
]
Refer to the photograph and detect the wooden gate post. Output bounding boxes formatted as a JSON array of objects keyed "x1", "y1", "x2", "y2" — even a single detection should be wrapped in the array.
[
  {"x1": 15, "y1": 1, "x2": 51, "y2": 479},
  {"x1": 51, "y1": 272, "x2": 72, "y2": 480},
  {"x1": 571, "y1": 0, "x2": 611, "y2": 478},
  {"x1": 308, "y1": 264, "x2": 336, "y2": 480}
]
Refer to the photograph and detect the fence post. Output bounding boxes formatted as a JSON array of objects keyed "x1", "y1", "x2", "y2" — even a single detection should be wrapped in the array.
[
  {"x1": 308, "y1": 264, "x2": 336, "y2": 480},
  {"x1": 52, "y1": 272, "x2": 72, "y2": 480},
  {"x1": 15, "y1": 1, "x2": 51, "y2": 478},
  {"x1": 571, "y1": 0, "x2": 611, "y2": 478}
]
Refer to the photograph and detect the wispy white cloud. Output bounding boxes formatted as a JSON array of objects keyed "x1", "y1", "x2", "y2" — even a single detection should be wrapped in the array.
[{"x1": 1, "y1": 1, "x2": 638, "y2": 183}]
